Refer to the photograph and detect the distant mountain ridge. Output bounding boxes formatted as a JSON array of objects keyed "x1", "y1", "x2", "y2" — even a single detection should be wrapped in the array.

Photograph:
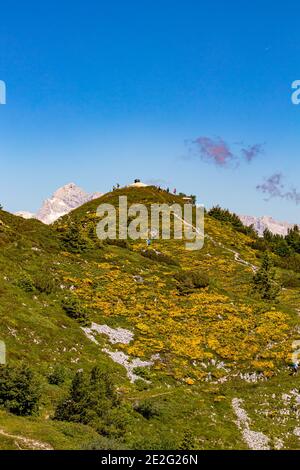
[
  {"x1": 16, "y1": 183, "x2": 102, "y2": 224},
  {"x1": 238, "y1": 214, "x2": 299, "y2": 237}
]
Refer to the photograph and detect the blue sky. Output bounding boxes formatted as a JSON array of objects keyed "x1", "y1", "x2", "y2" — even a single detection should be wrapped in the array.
[{"x1": 1, "y1": 1, "x2": 300, "y2": 222}]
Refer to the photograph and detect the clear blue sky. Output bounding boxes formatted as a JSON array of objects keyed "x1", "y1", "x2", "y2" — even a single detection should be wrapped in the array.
[{"x1": 1, "y1": 1, "x2": 300, "y2": 222}]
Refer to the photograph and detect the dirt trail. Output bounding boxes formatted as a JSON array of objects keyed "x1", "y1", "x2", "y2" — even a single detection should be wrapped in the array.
[
  {"x1": 173, "y1": 213, "x2": 257, "y2": 272},
  {"x1": 0, "y1": 429, "x2": 53, "y2": 450}
]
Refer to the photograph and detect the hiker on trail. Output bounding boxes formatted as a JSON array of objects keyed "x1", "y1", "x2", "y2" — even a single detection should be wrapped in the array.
[
  {"x1": 166, "y1": 187, "x2": 170, "y2": 193},
  {"x1": 146, "y1": 238, "x2": 151, "y2": 247},
  {"x1": 291, "y1": 361, "x2": 299, "y2": 375},
  {"x1": 116, "y1": 183, "x2": 120, "y2": 189},
  {"x1": 112, "y1": 185, "x2": 116, "y2": 191},
  {"x1": 173, "y1": 188, "x2": 177, "y2": 194}
]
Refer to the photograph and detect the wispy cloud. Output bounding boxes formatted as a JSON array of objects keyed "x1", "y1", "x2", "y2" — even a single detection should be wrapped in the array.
[
  {"x1": 186, "y1": 136, "x2": 263, "y2": 168},
  {"x1": 257, "y1": 173, "x2": 300, "y2": 205},
  {"x1": 241, "y1": 143, "x2": 264, "y2": 162},
  {"x1": 256, "y1": 173, "x2": 284, "y2": 199},
  {"x1": 189, "y1": 136, "x2": 235, "y2": 167}
]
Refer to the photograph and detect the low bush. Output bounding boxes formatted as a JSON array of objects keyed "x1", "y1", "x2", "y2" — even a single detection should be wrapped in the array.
[
  {"x1": 16, "y1": 274, "x2": 35, "y2": 292},
  {"x1": 132, "y1": 367, "x2": 152, "y2": 381},
  {"x1": 175, "y1": 269, "x2": 209, "y2": 294},
  {"x1": 280, "y1": 272, "x2": 300, "y2": 288},
  {"x1": 48, "y1": 365, "x2": 67, "y2": 386},
  {"x1": 141, "y1": 249, "x2": 179, "y2": 266},
  {"x1": 105, "y1": 239, "x2": 131, "y2": 250},
  {"x1": 134, "y1": 399, "x2": 160, "y2": 420},
  {"x1": 275, "y1": 254, "x2": 300, "y2": 273},
  {"x1": 61, "y1": 296, "x2": 90, "y2": 325},
  {"x1": 33, "y1": 272, "x2": 59, "y2": 294}
]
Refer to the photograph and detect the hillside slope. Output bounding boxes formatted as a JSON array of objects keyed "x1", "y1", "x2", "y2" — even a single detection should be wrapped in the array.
[{"x1": 0, "y1": 186, "x2": 300, "y2": 450}]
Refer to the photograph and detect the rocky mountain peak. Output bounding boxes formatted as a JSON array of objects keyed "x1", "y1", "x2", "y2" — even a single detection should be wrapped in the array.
[{"x1": 16, "y1": 183, "x2": 102, "y2": 225}]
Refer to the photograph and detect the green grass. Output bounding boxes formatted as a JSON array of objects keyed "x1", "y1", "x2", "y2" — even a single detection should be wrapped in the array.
[{"x1": 0, "y1": 187, "x2": 300, "y2": 449}]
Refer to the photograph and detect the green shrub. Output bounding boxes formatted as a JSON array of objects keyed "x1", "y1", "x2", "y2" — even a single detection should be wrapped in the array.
[
  {"x1": 248, "y1": 238, "x2": 268, "y2": 252},
  {"x1": 59, "y1": 223, "x2": 92, "y2": 253},
  {"x1": 33, "y1": 272, "x2": 59, "y2": 294},
  {"x1": 280, "y1": 272, "x2": 300, "y2": 289},
  {"x1": 141, "y1": 249, "x2": 179, "y2": 266},
  {"x1": 132, "y1": 366, "x2": 152, "y2": 381},
  {"x1": 134, "y1": 399, "x2": 160, "y2": 420},
  {"x1": 275, "y1": 253, "x2": 300, "y2": 273},
  {"x1": 179, "y1": 430, "x2": 196, "y2": 450},
  {"x1": 175, "y1": 269, "x2": 209, "y2": 294},
  {"x1": 16, "y1": 273, "x2": 35, "y2": 292},
  {"x1": 61, "y1": 296, "x2": 90, "y2": 325},
  {"x1": 273, "y1": 239, "x2": 293, "y2": 257},
  {"x1": 105, "y1": 239, "x2": 131, "y2": 250},
  {"x1": 86, "y1": 222, "x2": 103, "y2": 247},
  {"x1": 0, "y1": 364, "x2": 41, "y2": 416},
  {"x1": 48, "y1": 365, "x2": 66, "y2": 386}
]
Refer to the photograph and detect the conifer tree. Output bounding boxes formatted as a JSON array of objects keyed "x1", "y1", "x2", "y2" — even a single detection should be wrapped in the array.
[{"x1": 252, "y1": 253, "x2": 280, "y2": 300}]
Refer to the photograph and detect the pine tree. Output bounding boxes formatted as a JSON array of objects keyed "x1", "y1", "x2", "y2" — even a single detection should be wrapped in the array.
[
  {"x1": 0, "y1": 365, "x2": 41, "y2": 416},
  {"x1": 252, "y1": 253, "x2": 280, "y2": 300},
  {"x1": 286, "y1": 225, "x2": 300, "y2": 253},
  {"x1": 54, "y1": 367, "x2": 121, "y2": 432},
  {"x1": 60, "y1": 223, "x2": 91, "y2": 253}
]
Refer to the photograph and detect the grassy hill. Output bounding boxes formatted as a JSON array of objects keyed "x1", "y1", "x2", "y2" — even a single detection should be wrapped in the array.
[{"x1": 0, "y1": 186, "x2": 300, "y2": 450}]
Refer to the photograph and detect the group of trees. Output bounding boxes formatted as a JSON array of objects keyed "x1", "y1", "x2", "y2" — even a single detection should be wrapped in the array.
[
  {"x1": 250, "y1": 225, "x2": 300, "y2": 258},
  {"x1": 249, "y1": 225, "x2": 300, "y2": 275},
  {"x1": 0, "y1": 363, "x2": 130, "y2": 438},
  {"x1": 207, "y1": 205, "x2": 300, "y2": 300},
  {"x1": 208, "y1": 206, "x2": 257, "y2": 237},
  {"x1": 1, "y1": 363, "x2": 194, "y2": 449},
  {"x1": 54, "y1": 366, "x2": 129, "y2": 437}
]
